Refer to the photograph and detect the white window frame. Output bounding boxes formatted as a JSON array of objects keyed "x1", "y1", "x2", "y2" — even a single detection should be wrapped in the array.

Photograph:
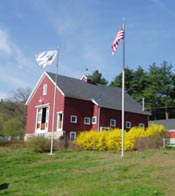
[
  {"x1": 100, "y1": 127, "x2": 110, "y2": 132},
  {"x1": 57, "y1": 112, "x2": 63, "y2": 131},
  {"x1": 70, "y1": 115, "x2": 77, "y2": 124},
  {"x1": 70, "y1": 132, "x2": 77, "y2": 141},
  {"x1": 126, "y1": 121, "x2": 132, "y2": 129},
  {"x1": 92, "y1": 116, "x2": 97, "y2": 124},
  {"x1": 110, "y1": 119, "x2": 116, "y2": 127},
  {"x1": 37, "y1": 133, "x2": 45, "y2": 137},
  {"x1": 139, "y1": 123, "x2": 145, "y2": 128},
  {"x1": 35, "y1": 105, "x2": 49, "y2": 134},
  {"x1": 84, "y1": 117, "x2": 91, "y2": 125},
  {"x1": 43, "y1": 84, "x2": 47, "y2": 95}
]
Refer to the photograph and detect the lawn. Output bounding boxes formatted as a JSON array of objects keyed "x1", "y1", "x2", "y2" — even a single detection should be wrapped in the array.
[{"x1": 0, "y1": 146, "x2": 175, "y2": 196}]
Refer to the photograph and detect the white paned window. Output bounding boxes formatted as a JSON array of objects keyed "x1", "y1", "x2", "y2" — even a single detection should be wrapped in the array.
[
  {"x1": 92, "y1": 116, "x2": 96, "y2": 124},
  {"x1": 110, "y1": 119, "x2": 116, "y2": 127},
  {"x1": 84, "y1": 117, "x2": 91, "y2": 125},
  {"x1": 43, "y1": 84, "x2": 47, "y2": 95},
  {"x1": 100, "y1": 127, "x2": 110, "y2": 132},
  {"x1": 139, "y1": 123, "x2": 145, "y2": 128},
  {"x1": 126, "y1": 121, "x2": 132, "y2": 129},
  {"x1": 70, "y1": 115, "x2": 77, "y2": 123},
  {"x1": 70, "y1": 132, "x2": 77, "y2": 141}
]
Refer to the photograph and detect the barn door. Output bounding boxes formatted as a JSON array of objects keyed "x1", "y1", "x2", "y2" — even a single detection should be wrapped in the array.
[{"x1": 36, "y1": 107, "x2": 49, "y2": 131}]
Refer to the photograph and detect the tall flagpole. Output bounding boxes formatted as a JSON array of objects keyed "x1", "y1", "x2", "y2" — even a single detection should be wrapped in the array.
[
  {"x1": 121, "y1": 19, "x2": 125, "y2": 157},
  {"x1": 50, "y1": 48, "x2": 59, "y2": 155}
]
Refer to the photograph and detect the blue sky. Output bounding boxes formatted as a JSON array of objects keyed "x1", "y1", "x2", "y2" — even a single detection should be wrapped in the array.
[{"x1": 0, "y1": 0, "x2": 175, "y2": 99}]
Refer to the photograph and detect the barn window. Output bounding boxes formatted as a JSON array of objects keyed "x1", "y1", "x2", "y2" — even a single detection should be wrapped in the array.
[
  {"x1": 84, "y1": 117, "x2": 90, "y2": 125},
  {"x1": 57, "y1": 112, "x2": 63, "y2": 130},
  {"x1": 126, "y1": 121, "x2": 132, "y2": 129},
  {"x1": 70, "y1": 115, "x2": 77, "y2": 123},
  {"x1": 139, "y1": 123, "x2": 145, "y2": 128},
  {"x1": 92, "y1": 116, "x2": 96, "y2": 124},
  {"x1": 100, "y1": 127, "x2": 110, "y2": 132},
  {"x1": 43, "y1": 84, "x2": 47, "y2": 95},
  {"x1": 70, "y1": 132, "x2": 76, "y2": 141},
  {"x1": 110, "y1": 119, "x2": 116, "y2": 127}
]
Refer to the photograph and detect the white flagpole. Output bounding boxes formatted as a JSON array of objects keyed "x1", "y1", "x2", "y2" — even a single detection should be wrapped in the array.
[
  {"x1": 121, "y1": 19, "x2": 125, "y2": 157},
  {"x1": 50, "y1": 48, "x2": 59, "y2": 155}
]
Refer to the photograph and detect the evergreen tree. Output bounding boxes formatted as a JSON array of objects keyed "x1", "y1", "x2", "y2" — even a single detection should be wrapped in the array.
[{"x1": 89, "y1": 70, "x2": 108, "y2": 85}]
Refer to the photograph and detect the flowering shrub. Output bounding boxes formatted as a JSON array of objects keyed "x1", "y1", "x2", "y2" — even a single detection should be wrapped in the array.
[
  {"x1": 106, "y1": 129, "x2": 121, "y2": 151},
  {"x1": 145, "y1": 123, "x2": 167, "y2": 137},
  {"x1": 76, "y1": 131, "x2": 99, "y2": 150},
  {"x1": 76, "y1": 124, "x2": 167, "y2": 151}
]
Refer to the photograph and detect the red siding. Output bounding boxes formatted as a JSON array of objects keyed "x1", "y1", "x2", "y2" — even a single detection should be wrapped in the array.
[
  {"x1": 125, "y1": 112, "x2": 148, "y2": 128},
  {"x1": 26, "y1": 75, "x2": 65, "y2": 134},
  {"x1": 169, "y1": 131, "x2": 175, "y2": 138},
  {"x1": 99, "y1": 108, "x2": 148, "y2": 130},
  {"x1": 91, "y1": 104, "x2": 99, "y2": 130},
  {"x1": 100, "y1": 108, "x2": 121, "y2": 128},
  {"x1": 63, "y1": 97, "x2": 94, "y2": 133}
]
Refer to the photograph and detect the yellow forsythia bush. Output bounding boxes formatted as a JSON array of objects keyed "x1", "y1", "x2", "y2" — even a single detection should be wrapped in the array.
[
  {"x1": 106, "y1": 129, "x2": 121, "y2": 151},
  {"x1": 145, "y1": 123, "x2": 167, "y2": 137},
  {"x1": 76, "y1": 124, "x2": 167, "y2": 151},
  {"x1": 75, "y1": 130, "x2": 99, "y2": 150}
]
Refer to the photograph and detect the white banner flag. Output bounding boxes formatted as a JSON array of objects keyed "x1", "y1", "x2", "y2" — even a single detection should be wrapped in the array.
[{"x1": 36, "y1": 50, "x2": 58, "y2": 68}]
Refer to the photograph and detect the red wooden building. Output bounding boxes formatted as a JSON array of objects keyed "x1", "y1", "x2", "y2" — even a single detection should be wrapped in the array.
[{"x1": 25, "y1": 71, "x2": 150, "y2": 140}]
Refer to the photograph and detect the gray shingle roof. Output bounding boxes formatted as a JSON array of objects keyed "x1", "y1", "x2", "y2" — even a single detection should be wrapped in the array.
[
  {"x1": 149, "y1": 119, "x2": 175, "y2": 130},
  {"x1": 47, "y1": 72, "x2": 150, "y2": 115}
]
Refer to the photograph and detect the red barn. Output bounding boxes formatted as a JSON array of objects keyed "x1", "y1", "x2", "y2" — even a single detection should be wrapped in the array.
[{"x1": 25, "y1": 71, "x2": 150, "y2": 140}]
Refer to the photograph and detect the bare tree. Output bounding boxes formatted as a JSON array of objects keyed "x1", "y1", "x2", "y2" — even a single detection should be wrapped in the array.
[{"x1": 9, "y1": 88, "x2": 31, "y2": 103}]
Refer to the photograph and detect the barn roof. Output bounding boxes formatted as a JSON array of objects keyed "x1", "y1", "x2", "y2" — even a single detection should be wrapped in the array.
[
  {"x1": 149, "y1": 119, "x2": 175, "y2": 130},
  {"x1": 47, "y1": 72, "x2": 150, "y2": 116}
]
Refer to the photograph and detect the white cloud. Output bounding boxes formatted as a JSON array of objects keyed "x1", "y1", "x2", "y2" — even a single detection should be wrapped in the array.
[
  {"x1": 0, "y1": 27, "x2": 35, "y2": 97},
  {"x1": 0, "y1": 29, "x2": 12, "y2": 55},
  {"x1": 0, "y1": 27, "x2": 34, "y2": 70}
]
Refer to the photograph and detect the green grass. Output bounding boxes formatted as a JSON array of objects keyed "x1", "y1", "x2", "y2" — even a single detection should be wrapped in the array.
[{"x1": 0, "y1": 147, "x2": 175, "y2": 196}]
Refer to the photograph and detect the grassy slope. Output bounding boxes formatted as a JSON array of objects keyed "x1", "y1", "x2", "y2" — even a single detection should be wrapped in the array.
[{"x1": 0, "y1": 147, "x2": 175, "y2": 196}]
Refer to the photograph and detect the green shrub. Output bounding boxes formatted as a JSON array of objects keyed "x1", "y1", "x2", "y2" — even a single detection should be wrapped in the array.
[
  {"x1": 26, "y1": 136, "x2": 82, "y2": 153},
  {"x1": 136, "y1": 133, "x2": 163, "y2": 151},
  {"x1": 26, "y1": 136, "x2": 51, "y2": 153},
  {"x1": 2, "y1": 118, "x2": 23, "y2": 138}
]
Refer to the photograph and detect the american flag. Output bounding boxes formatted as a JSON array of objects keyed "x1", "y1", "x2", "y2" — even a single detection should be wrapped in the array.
[{"x1": 112, "y1": 27, "x2": 124, "y2": 55}]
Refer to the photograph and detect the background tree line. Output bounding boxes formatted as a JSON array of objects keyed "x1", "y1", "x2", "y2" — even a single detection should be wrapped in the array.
[
  {"x1": 89, "y1": 61, "x2": 175, "y2": 120},
  {"x1": 0, "y1": 88, "x2": 31, "y2": 140}
]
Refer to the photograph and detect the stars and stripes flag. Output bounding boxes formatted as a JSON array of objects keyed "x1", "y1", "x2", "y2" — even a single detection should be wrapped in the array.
[
  {"x1": 36, "y1": 50, "x2": 58, "y2": 68},
  {"x1": 112, "y1": 26, "x2": 124, "y2": 55}
]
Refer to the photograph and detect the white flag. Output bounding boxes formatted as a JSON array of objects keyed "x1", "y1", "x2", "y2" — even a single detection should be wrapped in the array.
[{"x1": 36, "y1": 50, "x2": 58, "y2": 68}]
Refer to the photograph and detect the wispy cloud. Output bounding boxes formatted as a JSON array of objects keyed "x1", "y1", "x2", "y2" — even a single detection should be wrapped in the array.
[
  {"x1": 0, "y1": 27, "x2": 35, "y2": 99},
  {"x1": 0, "y1": 29, "x2": 12, "y2": 55},
  {"x1": 0, "y1": 27, "x2": 34, "y2": 69}
]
